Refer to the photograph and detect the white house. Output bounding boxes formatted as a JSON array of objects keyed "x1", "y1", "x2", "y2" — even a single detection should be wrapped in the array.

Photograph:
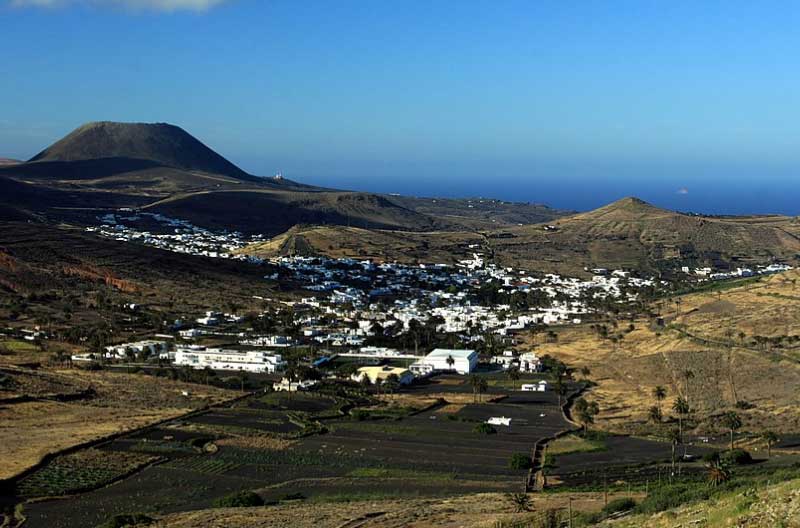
[
  {"x1": 521, "y1": 380, "x2": 548, "y2": 392},
  {"x1": 411, "y1": 349, "x2": 478, "y2": 375},
  {"x1": 174, "y1": 347, "x2": 285, "y2": 373},
  {"x1": 273, "y1": 379, "x2": 317, "y2": 392},
  {"x1": 519, "y1": 352, "x2": 542, "y2": 373}
]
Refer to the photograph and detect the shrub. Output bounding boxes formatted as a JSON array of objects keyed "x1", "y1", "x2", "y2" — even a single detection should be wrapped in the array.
[
  {"x1": 213, "y1": 491, "x2": 265, "y2": 508},
  {"x1": 508, "y1": 453, "x2": 532, "y2": 470},
  {"x1": 100, "y1": 513, "x2": 154, "y2": 528},
  {"x1": 473, "y1": 423, "x2": 497, "y2": 435},
  {"x1": 350, "y1": 409, "x2": 368, "y2": 421},
  {"x1": 702, "y1": 451, "x2": 721, "y2": 464},
  {"x1": 635, "y1": 483, "x2": 711, "y2": 514},
  {"x1": 278, "y1": 492, "x2": 306, "y2": 501},
  {"x1": 722, "y1": 449, "x2": 753, "y2": 466},
  {"x1": 602, "y1": 497, "x2": 636, "y2": 514}
]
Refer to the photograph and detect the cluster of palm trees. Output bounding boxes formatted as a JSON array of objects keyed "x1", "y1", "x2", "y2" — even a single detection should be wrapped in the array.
[
  {"x1": 469, "y1": 374, "x2": 489, "y2": 403},
  {"x1": 646, "y1": 383, "x2": 781, "y2": 487}
]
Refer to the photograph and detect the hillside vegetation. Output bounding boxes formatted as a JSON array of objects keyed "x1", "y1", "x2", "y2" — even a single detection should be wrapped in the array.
[{"x1": 532, "y1": 269, "x2": 800, "y2": 436}]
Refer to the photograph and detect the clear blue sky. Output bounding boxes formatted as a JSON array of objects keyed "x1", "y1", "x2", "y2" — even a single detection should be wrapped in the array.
[{"x1": 3, "y1": 0, "x2": 800, "y2": 213}]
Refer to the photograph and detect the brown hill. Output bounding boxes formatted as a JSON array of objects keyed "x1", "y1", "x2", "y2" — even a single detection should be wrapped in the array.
[
  {"x1": 244, "y1": 197, "x2": 800, "y2": 273},
  {"x1": 486, "y1": 197, "x2": 800, "y2": 272}
]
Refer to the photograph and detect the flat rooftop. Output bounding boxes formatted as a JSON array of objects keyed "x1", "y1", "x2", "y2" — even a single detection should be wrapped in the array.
[{"x1": 426, "y1": 348, "x2": 477, "y2": 359}]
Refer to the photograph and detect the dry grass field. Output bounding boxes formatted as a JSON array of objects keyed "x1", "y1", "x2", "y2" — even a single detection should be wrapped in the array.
[
  {"x1": 241, "y1": 225, "x2": 483, "y2": 264},
  {"x1": 155, "y1": 490, "x2": 641, "y2": 528},
  {"x1": 0, "y1": 367, "x2": 235, "y2": 480},
  {"x1": 528, "y1": 270, "x2": 800, "y2": 435}
]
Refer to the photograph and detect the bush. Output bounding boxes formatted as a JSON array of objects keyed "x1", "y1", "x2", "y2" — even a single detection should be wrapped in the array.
[
  {"x1": 508, "y1": 453, "x2": 532, "y2": 470},
  {"x1": 702, "y1": 451, "x2": 721, "y2": 464},
  {"x1": 602, "y1": 497, "x2": 637, "y2": 514},
  {"x1": 350, "y1": 409, "x2": 368, "y2": 421},
  {"x1": 213, "y1": 491, "x2": 265, "y2": 508},
  {"x1": 635, "y1": 483, "x2": 711, "y2": 514},
  {"x1": 473, "y1": 423, "x2": 497, "y2": 435},
  {"x1": 722, "y1": 449, "x2": 753, "y2": 466},
  {"x1": 100, "y1": 513, "x2": 154, "y2": 528},
  {"x1": 278, "y1": 492, "x2": 306, "y2": 501}
]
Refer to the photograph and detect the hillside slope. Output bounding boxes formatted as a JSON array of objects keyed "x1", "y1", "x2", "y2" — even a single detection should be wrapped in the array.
[
  {"x1": 147, "y1": 190, "x2": 447, "y2": 236},
  {"x1": 531, "y1": 269, "x2": 800, "y2": 435},
  {"x1": 241, "y1": 224, "x2": 485, "y2": 262},
  {"x1": 241, "y1": 197, "x2": 800, "y2": 273},
  {"x1": 488, "y1": 197, "x2": 800, "y2": 273}
]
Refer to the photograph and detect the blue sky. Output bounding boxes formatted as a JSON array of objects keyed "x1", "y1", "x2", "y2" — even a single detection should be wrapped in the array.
[{"x1": 3, "y1": 0, "x2": 800, "y2": 213}]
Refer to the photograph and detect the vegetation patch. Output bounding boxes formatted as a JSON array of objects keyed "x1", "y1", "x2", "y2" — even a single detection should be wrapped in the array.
[{"x1": 16, "y1": 449, "x2": 159, "y2": 498}]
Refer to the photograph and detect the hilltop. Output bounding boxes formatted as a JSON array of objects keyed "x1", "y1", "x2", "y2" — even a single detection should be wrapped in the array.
[{"x1": 28, "y1": 121, "x2": 254, "y2": 180}]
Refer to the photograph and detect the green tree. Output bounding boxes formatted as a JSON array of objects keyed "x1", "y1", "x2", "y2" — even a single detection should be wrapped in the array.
[
  {"x1": 574, "y1": 398, "x2": 600, "y2": 433},
  {"x1": 506, "y1": 366, "x2": 520, "y2": 390},
  {"x1": 652, "y1": 385, "x2": 667, "y2": 415},
  {"x1": 762, "y1": 431, "x2": 779, "y2": 459},
  {"x1": 672, "y1": 396, "x2": 690, "y2": 444},
  {"x1": 721, "y1": 411, "x2": 742, "y2": 451},
  {"x1": 648, "y1": 405, "x2": 663, "y2": 423}
]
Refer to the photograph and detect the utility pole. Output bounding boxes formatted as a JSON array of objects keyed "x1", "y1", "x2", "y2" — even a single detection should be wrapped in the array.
[{"x1": 568, "y1": 497, "x2": 573, "y2": 528}]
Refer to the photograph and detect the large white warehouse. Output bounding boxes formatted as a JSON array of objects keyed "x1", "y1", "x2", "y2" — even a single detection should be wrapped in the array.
[{"x1": 411, "y1": 348, "x2": 478, "y2": 375}]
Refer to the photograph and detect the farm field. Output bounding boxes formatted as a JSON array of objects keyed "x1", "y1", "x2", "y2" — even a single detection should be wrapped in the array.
[
  {"x1": 0, "y1": 367, "x2": 235, "y2": 481},
  {"x1": 13, "y1": 376, "x2": 693, "y2": 528}
]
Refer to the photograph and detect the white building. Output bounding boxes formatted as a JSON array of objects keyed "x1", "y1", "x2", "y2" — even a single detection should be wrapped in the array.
[
  {"x1": 519, "y1": 352, "x2": 542, "y2": 373},
  {"x1": 105, "y1": 340, "x2": 169, "y2": 360},
  {"x1": 411, "y1": 348, "x2": 478, "y2": 375},
  {"x1": 521, "y1": 381, "x2": 548, "y2": 392},
  {"x1": 174, "y1": 347, "x2": 285, "y2": 373}
]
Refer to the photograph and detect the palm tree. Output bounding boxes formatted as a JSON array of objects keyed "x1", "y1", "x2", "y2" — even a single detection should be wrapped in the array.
[
  {"x1": 506, "y1": 366, "x2": 520, "y2": 390},
  {"x1": 667, "y1": 427, "x2": 680, "y2": 478},
  {"x1": 652, "y1": 386, "x2": 667, "y2": 415},
  {"x1": 763, "y1": 431, "x2": 779, "y2": 459},
  {"x1": 383, "y1": 373, "x2": 400, "y2": 399},
  {"x1": 721, "y1": 411, "x2": 742, "y2": 451},
  {"x1": 648, "y1": 405, "x2": 663, "y2": 424},
  {"x1": 446, "y1": 354, "x2": 455, "y2": 371},
  {"x1": 506, "y1": 492, "x2": 533, "y2": 513},
  {"x1": 477, "y1": 377, "x2": 489, "y2": 403},
  {"x1": 469, "y1": 374, "x2": 481, "y2": 403},
  {"x1": 672, "y1": 396, "x2": 690, "y2": 444},
  {"x1": 682, "y1": 369, "x2": 694, "y2": 407},
  {"x1": 706, "y1": 459, "x2": 730, "y2": 487}
]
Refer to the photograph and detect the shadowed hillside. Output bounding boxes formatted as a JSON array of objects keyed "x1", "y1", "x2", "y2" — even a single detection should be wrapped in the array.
[{"x1": 147, "y1": 190, "x2": 446, "y2": 236}]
